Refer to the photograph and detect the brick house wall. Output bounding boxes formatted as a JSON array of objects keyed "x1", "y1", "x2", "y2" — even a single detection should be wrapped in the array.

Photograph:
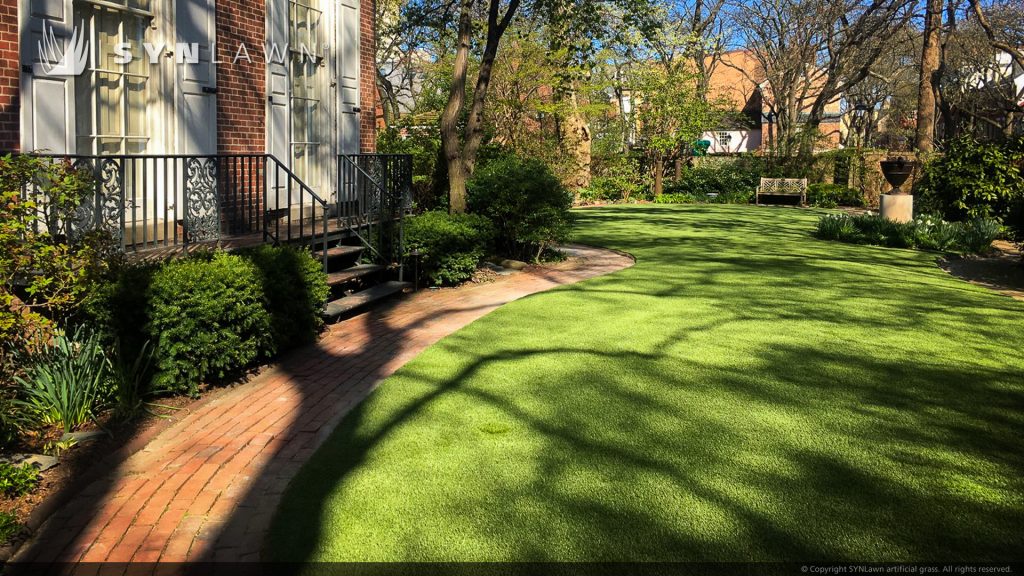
[
  {"x1": 359, "y1": 0, "x2": 376, "y2": 152},
  {"x1": 216, "y1": 0, "x2": 266, "y2": 155},
  {"x1": 0, "y1": 0, "x2": 19, "y2": 152}
]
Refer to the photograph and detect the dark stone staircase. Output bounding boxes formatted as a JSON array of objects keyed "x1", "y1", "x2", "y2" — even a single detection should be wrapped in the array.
[{"x1": 311, "y1": 243, "x2": 411, "y2": 322}]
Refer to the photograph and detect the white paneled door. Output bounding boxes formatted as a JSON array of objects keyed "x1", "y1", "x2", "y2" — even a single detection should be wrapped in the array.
[{"x1": 176, "y1": 0, "x2": 217, "y2": 156}]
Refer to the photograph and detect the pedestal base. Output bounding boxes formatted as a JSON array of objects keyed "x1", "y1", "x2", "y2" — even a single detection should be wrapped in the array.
[{"x1": 880, "y1": 194, "x2": 913, "y2": 223}]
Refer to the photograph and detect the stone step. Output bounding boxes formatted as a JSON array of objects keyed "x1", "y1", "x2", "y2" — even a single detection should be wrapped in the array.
[
  {"x1": 313, "y1": 244, "x2": 364, "y2": 260},
  {"x1": 325, "y1": 264, "x2": 385, "y2": 286},
  {"x1": 323, "y1": 281, "x2": 410, "y2": 321}
]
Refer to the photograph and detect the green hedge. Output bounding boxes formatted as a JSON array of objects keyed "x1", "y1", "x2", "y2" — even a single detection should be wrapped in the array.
[
  {"x1": 239, "y1": 245, "x2": 329, "y2": 351},
  {"x1": 147, "y1": 252, "x2": 273, "y2": 395},
  {"x1": 807, "y1": 183, "x2": 865, "y2": 208},
  {"x1": 405, "y1": 211, "x2": 494, "y2": 286},
  {"x1": 85, "y1": 246, "x2": 329, "y2": 397}
]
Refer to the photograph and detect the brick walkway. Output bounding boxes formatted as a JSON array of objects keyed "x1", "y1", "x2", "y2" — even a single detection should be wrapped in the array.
[{"x1": 13, "y1": 244, "x2": 632, "y2": 565}]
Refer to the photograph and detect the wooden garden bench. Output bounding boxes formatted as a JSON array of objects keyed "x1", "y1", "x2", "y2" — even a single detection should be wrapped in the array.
[{"x1": 755, "y1": 178, "x2": 807, "y2": 205}]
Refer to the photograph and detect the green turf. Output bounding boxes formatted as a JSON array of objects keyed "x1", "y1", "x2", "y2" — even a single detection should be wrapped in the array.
[{"x1": 267, "y1": 204, "x2": 1024, "y2": 562}]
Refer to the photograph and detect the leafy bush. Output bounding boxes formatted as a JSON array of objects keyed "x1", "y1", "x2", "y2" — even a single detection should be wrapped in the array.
[
  {"x1": 405, "y1": 211, "x2": 494, "y2": 286},
  {"x1": 815, "y1": 213, "x2": 1000, "y2": 254},
  {"x1": 83, "y1": 262, "x2": 158, "y2": 362},
  {"x1": 919, "y1": 136, "x2": 1024, "y2": 221},
  {"x1": 147, "y1": 252, "x2": 273, "y2": 395},
  {"x1": 1, "y1": 154, "x2": 116, "y2": 388},
  {"x1": 0, "y1": 511, "x2": 20, "y2": 543},
  {"x1": 239, "y1": 245, "x2": 329, "y2": 351},
  {"x1": 468, "y1": 156, "x2": 574, "y2": 261},
  {"x1": 807, "y1": 183, "x2": 865, "y2": 208},
  {"x1": 0, "y1": 462, "x2": 40, "y2": 497},
  {"x1": 14, "y1": 327, "x2": 109, "y2": 433},
  {"x1": 664, "y1": 160, "x2": 762, "y2": 201},
  {"x1": 582, "y1": 157, "x2": 647, "y2": 203}
]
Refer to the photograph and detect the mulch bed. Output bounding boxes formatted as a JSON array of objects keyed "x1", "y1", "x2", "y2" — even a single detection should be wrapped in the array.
[
  {"x1": 0, "y1": 390, "x2": 222, "y2": 558},
  {"x1": 938, "y1": 240, "x2": 1024, "y2": 301}
]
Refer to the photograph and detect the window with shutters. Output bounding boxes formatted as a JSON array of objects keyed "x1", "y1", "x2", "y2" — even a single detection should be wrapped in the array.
[
  {"x1": 289, "y1": 0, "x2": 322, "y2": 191},
  {"x1": 74, "y1": 0, "x2": 152, "y2": 156}
]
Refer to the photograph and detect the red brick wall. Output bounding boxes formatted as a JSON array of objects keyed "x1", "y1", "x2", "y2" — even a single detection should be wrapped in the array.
[
  {"x1": 359, "y1": 0, "x2": 376, "y2": 152},
  {"x1": 0, "y1": 0, "x2": 20, "y2": 152},
  {"x1": 215, "y1": 0, "x2": 265, "y2": 154}
]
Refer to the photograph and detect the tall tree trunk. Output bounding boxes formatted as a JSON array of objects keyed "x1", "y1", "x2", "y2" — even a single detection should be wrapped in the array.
[
  {"x1": 440, "y1": 0, "x2": 473, "y2": 214},
  {"x1": 559, "y1": 84, "x2": 591, "y2": 192},
  {"x1": 915, "y1": 0, "x2": 942, "y2": 153},
  {"x1": 653, "y1": 154, "x2": 664, "y2": 197}
]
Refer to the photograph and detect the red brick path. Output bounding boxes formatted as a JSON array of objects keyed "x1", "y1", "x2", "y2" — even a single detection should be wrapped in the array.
[{"x1": 14, "y1": 244, "x2": 632, "y2": 565}]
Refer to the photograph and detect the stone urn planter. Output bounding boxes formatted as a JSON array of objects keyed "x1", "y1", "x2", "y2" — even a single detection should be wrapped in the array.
[{"x1": 879, "y1": 156, "x2": 915, "y2": 223}]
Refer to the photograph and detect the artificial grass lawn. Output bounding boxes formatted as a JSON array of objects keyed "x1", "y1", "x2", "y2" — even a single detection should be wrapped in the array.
[{"x1": 268, "y1": 204, "x2": 1024, "y2": 561}]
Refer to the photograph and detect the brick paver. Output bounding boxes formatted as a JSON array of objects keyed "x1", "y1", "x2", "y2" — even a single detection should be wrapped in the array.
[{"x1": 13, "y1": 244, "x2": 632, "y2": 566}]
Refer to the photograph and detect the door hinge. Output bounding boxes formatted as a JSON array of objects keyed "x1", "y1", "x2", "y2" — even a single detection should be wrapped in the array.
[
  {"x1": 352, "y1": 107, "x2": 361, "y2": 113},
  {"x1": 21, "y1": 64, "x2": 32, "y2": 74},
  {"x1": 202, "y1": 86, "x2": 218, "y2": 94}
]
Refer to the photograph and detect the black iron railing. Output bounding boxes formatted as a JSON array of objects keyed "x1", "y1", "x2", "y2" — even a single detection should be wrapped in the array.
[
  {"x1": 17, "y1": 152, "x2": 412, "y2": 273},
  {"x1": 337, "y1": 154, "x2": 412, "y2": 268},
  {"x1": 20, "y1": 154, "x2": 329, "y2": 267}
]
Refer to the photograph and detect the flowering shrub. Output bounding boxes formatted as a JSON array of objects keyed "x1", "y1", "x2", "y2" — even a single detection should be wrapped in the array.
[{"x1": 814, "y1": 213, "x2": 999, "y2": 254}]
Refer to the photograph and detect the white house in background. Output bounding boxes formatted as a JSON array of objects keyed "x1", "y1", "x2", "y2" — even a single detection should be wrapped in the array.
[{"x1": 701, "y1": 128, "x2": 763, "y2": 154}]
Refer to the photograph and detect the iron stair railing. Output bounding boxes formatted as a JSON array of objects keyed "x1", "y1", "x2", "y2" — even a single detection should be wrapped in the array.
[{"x1": 336, "y1": 153, "x2": 412, "y2": 278}]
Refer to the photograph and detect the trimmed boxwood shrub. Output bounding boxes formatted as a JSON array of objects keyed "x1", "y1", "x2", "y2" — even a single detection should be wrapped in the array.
[
  {"x1": 147, "y1": 252, "x2": 273, "y2": 395},
  {"x1": 467, "y1": 156, "x2": 573, "y2": 261},
  {"x1": 238, "y1": 245, "x2": 329, "y2": 351},
  {"x1": 405, "y1": 210, "x2": 494, "y2": 286}
]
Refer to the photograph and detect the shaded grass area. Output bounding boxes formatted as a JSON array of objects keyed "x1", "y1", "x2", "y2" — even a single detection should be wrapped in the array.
[{"x1": 267, "y1": 205, "x2": 1024, "y2": 562}]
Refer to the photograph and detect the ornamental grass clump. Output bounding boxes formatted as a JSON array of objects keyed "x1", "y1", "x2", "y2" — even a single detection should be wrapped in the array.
[{"x1": 14, "y1": 327, "x2": 110, "y2": 433}]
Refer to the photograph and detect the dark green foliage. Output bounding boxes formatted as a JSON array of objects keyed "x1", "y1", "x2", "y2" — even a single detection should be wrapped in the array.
[
  {"x1": 405, "y1": 211, "x2": 494, "y2": 286},
  {"x1": 378, "y1": 126, "x2": 444, "y2": 211},
  {"x1": 919, "y1": 136, "x2": 1024, "y2": 221},
  {"x1": 0, "y1": 511, "x2": 20, "y2": 543},
  {"x1": 83, "y1": 262, "x2": 158, "y2": 362},
  {"x1": 0, "y1": 462, "x2": 40, "y2": 497},
  {"x1": 467, "y1": 156, "x2": 573, "y2": 261},
  {"x1": 239, "y1": 245, "x2": 329, "y2": 351},
  {"x1": 107, "y1": 339, "x2": 157, "y2": 421},
  {"x1": 815, "y1": 213, "x2": 999, "y2": 254},
  {"x1": 807, "y1": 183, "x2": 865, "y2": 208},
  {"x1": 14, "y1": 327, "x2": 110, "y2": 433},
  {"x1": 147, "y1": 252, "x2": 273, "y2": 395},
  {"x1": 663, "y1": 160, "x2": 762, "y2": 202}
]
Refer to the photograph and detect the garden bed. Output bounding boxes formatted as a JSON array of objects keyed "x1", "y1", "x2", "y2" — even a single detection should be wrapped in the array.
[
  {"x1": 0, "y1": 393, "x2": 199, "y2": 558},
  {"x1": 939, "y1": 240, "x2": 1024, "y2": 301}
]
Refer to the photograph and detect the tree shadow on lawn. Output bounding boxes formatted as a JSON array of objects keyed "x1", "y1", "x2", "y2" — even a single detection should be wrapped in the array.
[
  {"x1": 264, "y1": 328, "x2": 1024, "y2": 562},
  {"x1": 255, "y1": 203, "x2": 1024, "y2": 563}
]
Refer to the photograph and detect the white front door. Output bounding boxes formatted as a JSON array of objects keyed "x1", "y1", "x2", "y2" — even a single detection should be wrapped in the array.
[
  {"x1": 175, "y1": 0, "x2": 217, "y2": 156},
  {"x1": 337, "y1": 0, "x2": 359, "y2": 155}
]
